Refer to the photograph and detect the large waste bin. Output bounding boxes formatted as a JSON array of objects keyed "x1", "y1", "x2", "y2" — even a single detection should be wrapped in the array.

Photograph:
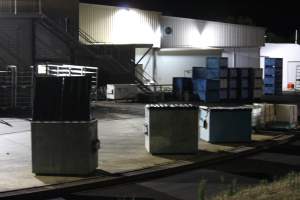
[
  {"x1": 145, "y1": 104, "x2": 198, "y2": 154},
  {"x1": 31, "y1": 120, "x2": 99, "y2": 175},
  {"x1": 199, "y1": 106, "x2": 252, "y2": 143},
  {"x1": 31, "y1": 76, "x2": 99, "y2": 175}
]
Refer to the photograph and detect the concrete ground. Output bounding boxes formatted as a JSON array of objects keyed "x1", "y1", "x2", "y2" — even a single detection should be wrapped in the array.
[
  {"x1": 55, "y1": 139, "x2": 300, "y2": 200},
  {"x1": 0, "y1": 101, "x2": 293, "y2": 193}
]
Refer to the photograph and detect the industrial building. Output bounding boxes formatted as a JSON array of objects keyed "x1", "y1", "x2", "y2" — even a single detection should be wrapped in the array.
[
  {"x1": 1, "y1": 1, "x2": 300, "y2": 199},
  {"x1": 261, "y1": 43, "x2": 300, "y2": 91},
  {"x1": 80, "y1": 3, "x2": 265, "y2": 85},
  {"x1": 0, "y1": 0, "x2": 267, "y2": 114}
]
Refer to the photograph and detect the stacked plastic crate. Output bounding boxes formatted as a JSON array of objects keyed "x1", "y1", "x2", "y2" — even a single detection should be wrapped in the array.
[
  {"x1": 237, "y1": 69, "x2": 250, "y2": 100},
  {"x1": 192, "y1": 57, "x2": 228, "y2": 102},
  {"x1": 264, "y1": 58, "x2": 283, "y2": 95},
  {"x1": 172, "y1": 77, "x2": 193, "y2": 101},
  {"x1": 249, "y1": 68, "x2": 263, "y2": 100},
  {"x1": 228, "y1": 68, "x2": 238, "y2": 100}
]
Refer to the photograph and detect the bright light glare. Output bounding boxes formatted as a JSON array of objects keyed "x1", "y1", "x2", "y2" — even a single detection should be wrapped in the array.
[{"x1": 112, "y1": 9, "x2": 161, "y2": 47}]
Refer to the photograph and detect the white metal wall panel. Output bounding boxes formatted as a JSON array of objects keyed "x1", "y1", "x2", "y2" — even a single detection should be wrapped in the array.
[
  {"x1": 260, "y1": 43, "x2": 300, "y2": 90},
  {"x1": 155, "y1": 49, "x2": 222, "y2": 84},
  {"x1": 80, "y1": 3, "x2": 161, "y2": 47},
  {"x1": 222, "y1": 48, "x2": 260, "y2": 68},
  {"x1": 161, "y1": 16, "x2": 265, "y2": 48}
]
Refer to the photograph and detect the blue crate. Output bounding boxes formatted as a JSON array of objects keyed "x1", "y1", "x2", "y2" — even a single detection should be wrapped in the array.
[
  {"x1": 240, "y1": 79, "x2": 249, "y2": 88},
  {"x1": 228, "y1": 89, "x2": 238, "y2": 99},
  {"x1": 265, "y1": 67, "x2": 275, "y2": 76},
  {"x1": 206, "y1": 57, "x2": 228, "y2": 68},
  {"x1": 265, "y1": 58, "x2": 283, "y2": 69},
  {"x1": 238, "y1": 69, "x2": 249, "y2": 78},
  {"x1": 240, "y1": 89, "x2": 249, "y2": 99},
  {"x1": 219, "y1": 89, "x2": 228, "y2": 100},
  {"x1": 264, "y1": 86, "x2": 275, "y2": 94},
  {"x1": 229, "y1": 79, "x2": 237, "y2": 88},
  {"x1": 219, "y1": 68, "x2": 228, "y2": 78},
  {"x1": 264, "y1": 77, "x2": 275, "y2": 85},
  {"x1": 228, "y1": 69, "x2": 238, "y2": 78},
  {"x1": 173, "y1": 78, "x2": 193, "y2": 99},
  {"x1": 265, "y1": 58, "x2": 276, "y2": 66},
  {"x1": 192, "y1": 67, "x2": 220, "y2": 80},
  {"x1": 275, "y1": 58, "x2": 283, "y2": 67},
  {"x1": 193, "y1": 79, "x2": 220, "y2": 92}
]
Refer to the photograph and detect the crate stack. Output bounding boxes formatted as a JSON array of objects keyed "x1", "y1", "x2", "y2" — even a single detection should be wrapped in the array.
[
  {"x1": 264, "y1": 58, "x2": 283, "y2": 95},
  {"x1": 237, "y1": 69, "x2": 250, "y2": 100},
  {"x1": 192, "y1": 57, "x2": 228, "y2": 102},
  {"x1": 249, "y1": 68, "x2": 263, "y2": 100},
  {"x1": 172, "y1": 77, "x2": 193, "y2": 101},
  {"x1": 228, "y1": 68, "x2": 238, "y2": 100}
]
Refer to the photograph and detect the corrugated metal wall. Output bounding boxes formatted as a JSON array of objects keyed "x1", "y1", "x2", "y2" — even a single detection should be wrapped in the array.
[
  {"x1": 161, "y1": 16, "x2": 265, "y2": 48},
  {"x1": 79, "y1": 3, "x2": 161, "y2": 47}
]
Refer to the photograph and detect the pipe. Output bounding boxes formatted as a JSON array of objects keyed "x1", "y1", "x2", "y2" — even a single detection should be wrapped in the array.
[{"x1": 296, "y1": 29, "x2": 298, "y2": 44}]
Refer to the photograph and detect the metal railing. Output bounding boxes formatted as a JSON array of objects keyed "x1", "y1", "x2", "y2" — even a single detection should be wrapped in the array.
[
  {"x1": 0, "y1": 66, "x2": 16, "y2": 110},
  {"x1": 0, "y1": 65, "x2": 33, "y2": 112},
  {"x1": 37, "y1": 64, "x2": 99, "y2": 101}
]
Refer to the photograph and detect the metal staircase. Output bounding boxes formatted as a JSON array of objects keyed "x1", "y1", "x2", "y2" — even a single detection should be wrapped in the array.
[{"x1": 38, "y1": 14, "x2": 156, "y2": 95}]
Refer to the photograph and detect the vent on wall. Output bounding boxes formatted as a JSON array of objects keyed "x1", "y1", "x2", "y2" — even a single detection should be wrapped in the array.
[{"x1": 164, "y1": 26, "x2": 173, "y2": 36}]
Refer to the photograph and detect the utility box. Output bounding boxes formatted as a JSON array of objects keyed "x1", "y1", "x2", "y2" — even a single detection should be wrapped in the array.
[
  {"x1": 199, "y1": 106, "x2": 252, "y2": 143},
  {"x1": 145, "y1": 104, "x2": 198, "y2": 154},
  {"x1": 31, "y1": 120, "x2": 99, "y2": 175},
  {"x1": 106, "y1": 84, "x2": 138, "y2": 100}
]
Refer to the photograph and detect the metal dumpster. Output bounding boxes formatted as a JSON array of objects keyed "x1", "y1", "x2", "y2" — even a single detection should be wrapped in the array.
[
  {"x1": 199, "y1": 106, "x2": 252, "y2": 143},
  {"x1": 145, "y1": 104, "x2": 198, "y2": 154},
  {"x1": 31, "y1": 120, "x2": 99, "y2": 175}
]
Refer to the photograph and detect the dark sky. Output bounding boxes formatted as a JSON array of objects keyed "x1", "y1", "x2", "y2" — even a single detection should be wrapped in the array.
[{"x1": 80, "y1": 0, "x2": 300, "y2": 42}]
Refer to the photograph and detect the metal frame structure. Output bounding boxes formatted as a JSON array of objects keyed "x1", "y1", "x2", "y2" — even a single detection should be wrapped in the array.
[
  {"x1": 37, "y1": 64, "x2": 99, "y2": 101},
  {"x1": 0, "y1": 65, "x2": 33, "y2": 113},
  {"x1": 0, "y1": 66, "x2": 16, "y2": 111},
  {"x1": 15, "y1": 66, "x2": 34, "y2": 111}
]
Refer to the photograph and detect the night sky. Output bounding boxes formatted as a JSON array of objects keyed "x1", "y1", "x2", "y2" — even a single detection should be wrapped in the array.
[{"x1": 80, "y1": 0, "x2": 300, "y2": 42}]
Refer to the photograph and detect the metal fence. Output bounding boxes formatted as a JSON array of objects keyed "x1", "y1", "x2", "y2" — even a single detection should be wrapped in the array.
[
  {"x1": 16, "y1": 67, "x2": 34, "y2": 110},
  {"x1": 0, "y1": 66, "x2": 16, "y2": 111},
  {"x1": 0, "y1": 66, "x2": 34, "y2": 114}
]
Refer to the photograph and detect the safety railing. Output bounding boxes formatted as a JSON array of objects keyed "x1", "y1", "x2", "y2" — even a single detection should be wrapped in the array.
[{"x1": 37, "y1": 64, "x2": 99, "y2": 101}]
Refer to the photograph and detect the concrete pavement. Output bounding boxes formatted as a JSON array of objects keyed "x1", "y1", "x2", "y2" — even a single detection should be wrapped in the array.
[{"x1": 0, "y1": 102, "x2": 297, "y2": 197}]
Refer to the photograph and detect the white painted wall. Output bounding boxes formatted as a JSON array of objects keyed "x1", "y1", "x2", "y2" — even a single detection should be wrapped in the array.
[
  {"x1": 155, "y1": 49, "x2": 222, "y2": 84},
  {"x1": 80, "y1": 3, "x2": 161, "y2": 47},
  {"x1": 136, "y1": 48, "x2": 223, "y2": 85},
  {"x1": 161, "y1": 16, "x2": 265, "y2": 48},
  {"x1": 260, "y1": 43, "x2": 300, "y2": 90},
  {"x1": 222, "y1": 48, "x2": 260, "y2": 68}
]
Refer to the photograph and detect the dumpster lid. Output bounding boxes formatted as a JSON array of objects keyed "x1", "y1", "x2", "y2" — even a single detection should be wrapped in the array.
[
  {"x1": 146, "y1": 104, "x2": 197, "y2": 109},
  {"x1": 199, "y1": 106, "x2": 252, "y2": 111}
]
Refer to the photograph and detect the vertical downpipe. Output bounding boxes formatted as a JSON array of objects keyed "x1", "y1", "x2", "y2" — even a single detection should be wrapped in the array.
[
  {"x1": 38, "y1": 0, "x2": 42, "y2": 15},
  {"x1": 295, "y1": 29, "x2": 298, "y2": 44},
  {"x1": 14, "y1": 0, "x2": 17, "y2": 15},
  {"x1": 233, "y1": 48, "x2": 237, "y2": 68}
]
